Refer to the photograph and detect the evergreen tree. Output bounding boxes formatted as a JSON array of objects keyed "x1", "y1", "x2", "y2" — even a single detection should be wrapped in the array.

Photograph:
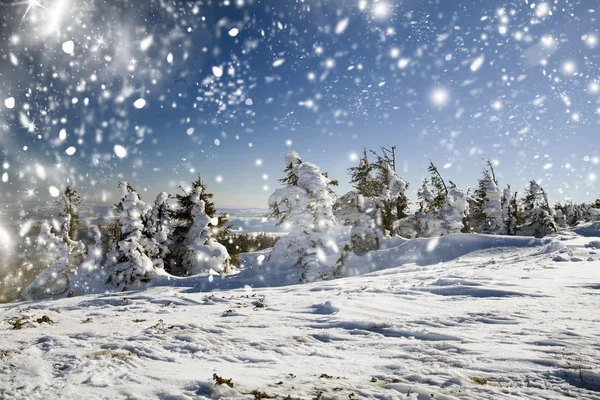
[
  {"x1": 180, "y1": 186, "x2": 232, "y2": 275},
  {"x1": 71, "y1": 226, "x2": 106, "y2": 295},
  {"x1": 267, "y1": 151, "x2": 340, "y2": 282},
  {"x1": 347, "y1": 147, "x2": 409, "y2": 236},
  {"x1": 169, "y1": 176, "x2": 239, "y2": 274},
  {"x1": 21, "y1": 222, "x2": 73, "y2": 300},
  {"x1": 427, "y1": 161, "x2": 448, "y2": 211},
  {"x1": 521, "y1": 180, "x2": 557, "y2": 237},
  {"x1": 553, "y1": 202, "x2": 568, "y2": 228},
  {"x1": 58, "y1": 186, "x2": 83, "y2": 240},
  {"x1": 106, "y1": 182, "x2": 159, "y2": 289},
  {"x1": 472, "y1": 161, "x2": 503, "y2": 233},
  {"x1": 440, "y1": 181, "x2": 470, "y2": 235},
  {"x1": 348, "y1": 148, "x2": 379, "y2": 198},
  {"x1": 502, "y1": 186, "x2": 518, "y2": 235},
  {"x1": 144, "y1": 192, "x2": 173, "y2": 270}
]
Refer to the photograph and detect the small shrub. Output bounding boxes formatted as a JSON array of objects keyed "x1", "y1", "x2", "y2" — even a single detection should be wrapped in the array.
[{"x1": 213, "y1": 373, "x2": 234, "y2": 388}]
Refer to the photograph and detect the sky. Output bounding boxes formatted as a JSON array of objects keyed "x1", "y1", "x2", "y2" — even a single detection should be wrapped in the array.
[{"x1": 0, "y1": 0, "x2": 598, "y2": 208}]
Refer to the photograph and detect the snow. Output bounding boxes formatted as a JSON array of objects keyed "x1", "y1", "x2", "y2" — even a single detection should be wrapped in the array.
[
  {"x1": 335, "y1": 18, "x2": 350, "y2": 35},
  {"x1": 2, "y1": 228, "x2": 600, "y2": 399},
  {"x1": 48, "y1": 186, "x2": 60, "y2": 197},
  {"x1": 470, "y1": 55, "x2": 485, "y2": 72},
  {"x1": 212, "y1": 66, "x2": 223, "y2": 78},
  {"x1": 61, "y1": 40, "x2": 74, "y2": 54},
  {"x1": 4, "y1": 97, "x2": 15, "y2": 109},
  {"x1": 133, "y1": 98, "x2": 146, "y2": 109},
  {"x1": 113, "y1": 144, "x2": 128, "y2": 159}
]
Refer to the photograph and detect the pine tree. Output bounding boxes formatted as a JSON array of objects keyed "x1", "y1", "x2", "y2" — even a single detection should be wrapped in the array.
[
  {"x1": 502, "y1": 185, "x2": 517, "y2": 235},
  {"x1": 521, "y1": 180, "x2": 557, "y2": 237},
  {"x1": 472, "y1": 161, "x2": 503, "y2": 233},
  {"x1": 105, "y1": 182, "x2": 158, "y2": 289},
  {"x1": 347, "y1": 147, "x2": 409, "y2": 236},
  {"x1": 267, "y1": 151, "x2": 340, "y2": 282},
  {"x1": 144, "y1": 192, "x2": 173, "y2": 270},
  {"x1": 169, "y1": 176, "x2": 239, "y2": 274},
  {"x1": 180, "y1": 187, "x2": 232, "y2": 275},
  {"x1": 58, "y1": 186, "x2": 83, "y2": 240},
  {"x1": 440, "y1": 181, "x2": 470, "y2": 235},
  {"x1": 348, "y1": 148, "x2": 379, "y2": 198},
  {"x1": 71, "y1": 226, "x2": 106, "y2": 295},
  {"x1": 21, "y1": 222, "x2": 73, "y2": 300},
  {"x1": 414, "y1": 162, "x2": 455, "y2": 237},
  {"x1": 554, "y1": 202, "x2": 568, "y2": 228}
]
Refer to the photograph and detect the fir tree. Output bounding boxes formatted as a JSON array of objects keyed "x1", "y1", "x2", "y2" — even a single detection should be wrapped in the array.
[
  {"x1": 58, "y1": 186, "x2": 83, "y2": 240},
  {"x1": 472, "y1": 161, "x2": 503, "y2": 233},
  {"x1": 521, "y1": 180, "x2": 557, "y2": 237},
  {"x1": 106, "y1": 182, "x2": 158, "y2": 289},
  {"x1": 502, "y1": 186, "x2": 518, "y2": 235},
  {"x1": 21, "y1": 222, "x2": 73, "y2": 300},
  {"x1": 180, "y1": 187, "x2": 232, "y2": 275},
  {"x1": 169, "y1": 176, "x2": 239, "y2": 273},
  {"x1": 347, "y1": 147, "x2": 409, "y2": 236},
  {"x1": 348, "y1": 148, "x2": 379, "y2": 198},
  {"x1": 267, "y1": 151, "x2": 340, "y2": 282},
  {"x1": 144, "y1": 192, "x2": 173, "y2": 270},
  {"x1": 426, "y1": 161, "x2": 448, "y2": 212}
]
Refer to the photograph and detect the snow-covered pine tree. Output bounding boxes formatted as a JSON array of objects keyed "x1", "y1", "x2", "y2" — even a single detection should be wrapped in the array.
[
  {"x1": 334, "y1": 191, "x2": 382, "y2": 256},
  {"x1": 554, "y1": 202, "x2": 568, "y2": 228},
  {"x1": 348, "y1": 148, "x2": 379, "y2": 198},
  {"x1": 413, "y1": 162, "x2": 452, "y2": 237},
  {"x1": 58, "y1": 186, "x2": 83, "y2": 240},
  {"x1": 70, "y1": 226, "x2": 106, "y2": 295},
  {"x1": 372, "y1": 156, "x2": 410, "y2": 235},
  {"x1": 105, "y1": 182, "x2": 161, "y2": 290},
  {"x1": 267, "y1": 151, "x2": 341, "y2": 282},
  {"x1": 501, "y1": 185, "x2": 517, "y2": 235},
  {"x1": 472, "y1": 161, "x2": 503, "y2": 233},
  {"x1": 520, "y1": 180, "x2": 558, "y2": 237},
  {"x1": 346, "y1": 147, "x2": 409, "y2": 238},
  {"x1": 21, "y1": 222, "x2": 74, "y2": 300},
  {"x1": 143, "y1": 192, "x2": 173, "y2": 270},
  {"x1": 180, "y1": 186, "x2": 232, "y2": 275},
  {"x1": 169, "y1": 176, "x2": 238, "y2": 275},
  {"x1": 439, "y1": 181, "x2": 470, "y2": 235}
]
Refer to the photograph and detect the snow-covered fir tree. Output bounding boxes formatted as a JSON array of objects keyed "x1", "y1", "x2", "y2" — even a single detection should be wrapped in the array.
[
  {"x1": 143, "y1": 192, "x2": 173, "y2": 270},
  {"x1": 169, "y1": 176, "x2": 238, "y2": 275},
  {"x1": 440, "y1": 182, "x2": 470, "y2": 235},
  {"x1": 339, "y1": 147, "x2": 409, "y2": 251},
  {"x1": 501, "y1": 185, "x2": 518, "y2": 235},
  {"x1": 105, "y1": 182, "x2": 162, "y2": 290},
  {"x1": 57, "y1": 186, "x2": 83, "y2": 240},
  {"x1": 472, "y1": 162, "x2": 503, "y2": 233},
  {"x1": 21, "y1": 222, "x2": 74, "y2": 300},
  {"x1": 413, "y1": 162, "x2": 469, "y2": 237},
  {"x1": 267, "y1": 151, "x2": 342, "y2": 282},
  {"x1": 554, "y1": 203, "x2": 568, "y2": 228},
  {"x1": 179, "y1": 186, "x2": 232, "y2": 275},
  {"x1": 374, "y1": 157, "x2": 410, "y2": 235},
  {"x1": 71, "y1": 226, "x2": 106, "y2": 295},
  {"x1": 520, "y1": 180, "x2": 558, "y2": 237},
  {"x1": 335, "y1": 191, "x2": 382, "y2": 256}
]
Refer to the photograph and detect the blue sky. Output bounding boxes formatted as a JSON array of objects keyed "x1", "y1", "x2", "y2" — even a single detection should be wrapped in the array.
[{"x1": 0, "y1": 0, "x2": 598, "y2": 208}]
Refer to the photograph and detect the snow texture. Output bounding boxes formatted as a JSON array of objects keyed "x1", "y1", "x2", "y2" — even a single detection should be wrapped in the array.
[{"x1": 3, "y1": 227, "x2": 600, "y2": 399}]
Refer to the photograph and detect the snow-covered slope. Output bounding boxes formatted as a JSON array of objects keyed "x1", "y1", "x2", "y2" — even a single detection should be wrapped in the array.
[{"x1": 1, "y1": 229, "x2": 600, "y2": 399}]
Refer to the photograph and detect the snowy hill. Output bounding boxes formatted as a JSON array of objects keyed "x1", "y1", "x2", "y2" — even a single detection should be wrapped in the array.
[{"x1": 1, "y1": 227, "x2": 600, "y2": 399}]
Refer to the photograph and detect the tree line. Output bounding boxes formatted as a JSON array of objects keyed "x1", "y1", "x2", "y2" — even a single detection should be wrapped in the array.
[{"x1": 21, "y1": 146, "x2": 600, "y2": 298}]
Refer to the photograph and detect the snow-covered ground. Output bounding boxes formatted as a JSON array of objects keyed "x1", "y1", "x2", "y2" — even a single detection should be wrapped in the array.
[{"x1": 2, "y1": 226, "x2": 600, "y2": 399}]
